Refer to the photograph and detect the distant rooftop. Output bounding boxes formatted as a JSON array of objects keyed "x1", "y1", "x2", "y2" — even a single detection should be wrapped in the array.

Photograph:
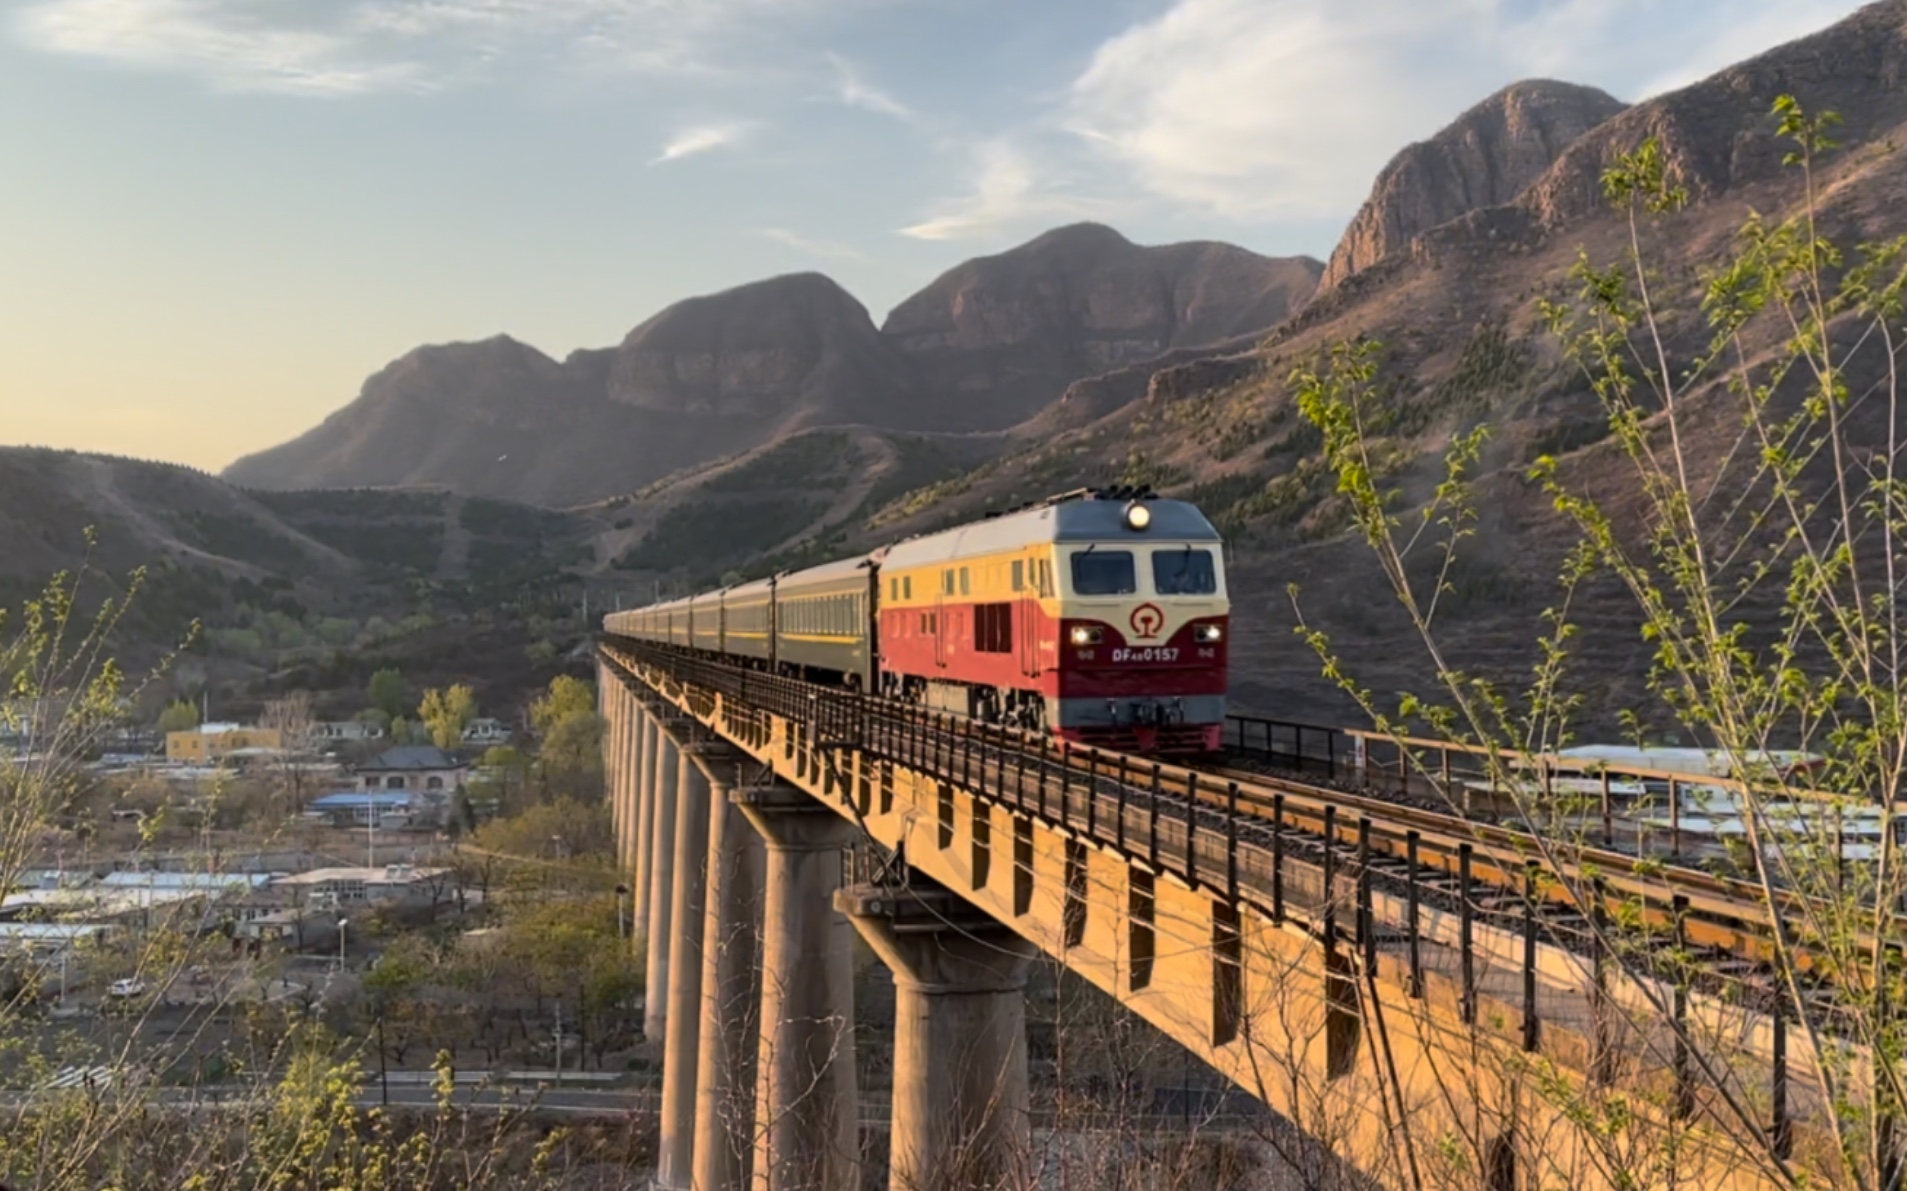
[
  {"x1": 99, "y1": 872, "x2": 274, "y2": 890},
  {"x1": 360, "y1": 745, "x2": 464, "y2": 772},
  {"x1": 273, "y1": 865, "x2": 448, "y2": 887}
]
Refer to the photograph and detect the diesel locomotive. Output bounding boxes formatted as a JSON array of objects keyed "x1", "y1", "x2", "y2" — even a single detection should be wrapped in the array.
[{"x1": 602, "y1": 487, "x2": 1230, "y2": 754}]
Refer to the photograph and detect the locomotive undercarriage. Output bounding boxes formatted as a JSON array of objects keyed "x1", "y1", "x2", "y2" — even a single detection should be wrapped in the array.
[{"x1": 881, "y1": 673, "x2": 1049, "y2": 732}]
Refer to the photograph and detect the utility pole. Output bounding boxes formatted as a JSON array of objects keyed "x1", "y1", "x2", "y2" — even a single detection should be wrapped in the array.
[
  {"x1": 552, "y1": 1002, "x2": 564, "y2": 1086},
  {"x1": 377, "y1": 1012, "x2": 389, "y2": 1106}
]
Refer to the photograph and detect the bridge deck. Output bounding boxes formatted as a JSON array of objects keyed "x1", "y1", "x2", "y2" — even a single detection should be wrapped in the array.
[{"x1": 603, "y1": 640, "x2": 1866, "y2": 1189}]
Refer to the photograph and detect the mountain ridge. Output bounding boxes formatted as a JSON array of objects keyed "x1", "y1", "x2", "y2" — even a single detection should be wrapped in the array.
[{"x1": 221, "y1": 225, "x2": 1322, "y2": 506}]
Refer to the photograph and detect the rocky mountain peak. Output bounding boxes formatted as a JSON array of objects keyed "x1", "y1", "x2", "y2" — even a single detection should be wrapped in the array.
[
  {"x1": 882, "y1": 224, "x2": 1320, "y2": 428},
  {"x1": 606, "y1": 270, "x2": 914, "y2": 423},
  {"x1": 1515, "y1": 0, "x2": 1907, "y2": 230},
  {"x1": 1317, "y1": 78, "x2": 1627, "y2": 293}
]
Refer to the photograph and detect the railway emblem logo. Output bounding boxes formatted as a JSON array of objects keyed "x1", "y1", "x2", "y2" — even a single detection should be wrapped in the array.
[{"x1": 1129, "y1": 603, "x2": 1164, "y2": 640}]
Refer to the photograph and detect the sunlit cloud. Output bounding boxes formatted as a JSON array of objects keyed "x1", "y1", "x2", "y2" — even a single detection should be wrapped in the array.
[
  {"x1": 900, "y1": 138, "x2": 1110, "y2": 241},
  {"x1": 651, "y1": 122, "x2": 755, "y2": 164},
  {"x1": 1062, "y1": 0, "x2": 1862, "y2": 222}
]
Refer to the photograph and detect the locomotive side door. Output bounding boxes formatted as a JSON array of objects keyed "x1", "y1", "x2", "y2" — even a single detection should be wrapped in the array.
[
  {"x1": 934, "y1": 568, "x2": 948, "y2": 670},
  {"x1": 1016, "y1": 555, "x2": 1040, "y2": 680}
]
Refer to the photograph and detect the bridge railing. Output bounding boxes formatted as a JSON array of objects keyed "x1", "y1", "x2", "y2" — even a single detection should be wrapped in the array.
[
  {"x1": 1222, "y1": 714, "x2": 1342, "y2": 780},
  {"x1": 604, "y1": 638, "x2": 1893, "y2": 1151}
]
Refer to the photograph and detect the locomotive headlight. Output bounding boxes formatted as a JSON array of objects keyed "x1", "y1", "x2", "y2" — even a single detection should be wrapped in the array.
[
  {"x1": 1194, "y1": 624, "x2": 1224, "y2": 643},
  {"x1": 1070, "y1": 626, "x2": 1104, "y2": 646},
  {"x1": 1123, "y1": 501, "x2": 1152, "y2": 531}
]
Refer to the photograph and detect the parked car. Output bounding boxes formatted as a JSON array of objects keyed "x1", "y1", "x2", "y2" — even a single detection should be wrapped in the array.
[{"x1": 107, "y1": 978, "x2": 147, "y2": 999}]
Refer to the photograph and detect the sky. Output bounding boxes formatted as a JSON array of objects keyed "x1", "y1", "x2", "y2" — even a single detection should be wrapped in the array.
[{"x1": 0, "y1": 0, "x2": 1870, "y2": 471}]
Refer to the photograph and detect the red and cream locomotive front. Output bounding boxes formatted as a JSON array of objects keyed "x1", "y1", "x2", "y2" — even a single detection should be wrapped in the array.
[{"x1": 1049, "y1": 499, "x2": 1229, "y2": 753}]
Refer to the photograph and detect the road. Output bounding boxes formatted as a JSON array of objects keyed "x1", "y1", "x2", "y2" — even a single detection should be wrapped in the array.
[{"x1": 5, "y1": 1075, "x2": 654, "y2": 1119}]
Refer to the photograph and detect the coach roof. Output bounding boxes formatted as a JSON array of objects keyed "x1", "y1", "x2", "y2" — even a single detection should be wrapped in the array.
[{"x1": 882, "y1": 497, "x2": 1219, "y2": 570}]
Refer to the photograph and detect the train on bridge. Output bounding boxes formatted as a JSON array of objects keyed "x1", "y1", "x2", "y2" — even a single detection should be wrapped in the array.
[{"x1": 602, "y1": 487, "x2": 1230, "y2": 754}]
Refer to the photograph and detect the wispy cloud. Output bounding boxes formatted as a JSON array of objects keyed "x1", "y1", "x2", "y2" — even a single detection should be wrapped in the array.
[
  {"x1": 1064, "y1": 0, "x2": 1863, "y2": 222},
  {"x1": 757, "y1": 227, "x2": 867, "y2": 261},
  {"x1": 12, "y1": 0, "x2": 895, "y2": 94},
  {"x1": 15, "y1": 0, "x2": 419, "y2": 94},
  {"x1": 900, "y1": 139, "x2": 1106, "y2": 241},
  {"x1": 827, "y1": 51, "x2": 910, "y2": 119},
  {"x1": 651, "y1": 122, "x2": 754, "y2": 164}
]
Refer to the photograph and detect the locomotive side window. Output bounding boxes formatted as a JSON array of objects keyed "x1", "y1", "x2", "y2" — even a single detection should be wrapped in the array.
[
  {"x1": 1070, "y1": 550, "x2": 1136, "y2": 596},
  {"x1": 960, "y1": 568, "x2": 971, "y2": 595},
  {"x1": 974, "y1": 603, "x2": 1013, "y2": 653},
  {"x1": 1153, "y1": 548, "x2": 1218, "y2": 595},
  {"x1": 1011, "y1": 560, "x2": 1024, "y2": 592}
]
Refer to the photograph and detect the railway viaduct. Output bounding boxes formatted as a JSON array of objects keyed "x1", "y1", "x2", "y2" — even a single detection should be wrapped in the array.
[{"x1": 597, "y1": 639, "x2": 1830, "y2": 1191}]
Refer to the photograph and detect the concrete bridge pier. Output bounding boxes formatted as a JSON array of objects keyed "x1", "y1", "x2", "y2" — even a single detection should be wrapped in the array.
[
  {"x1": 644, "y1": 717, "x2": 683, "y2": 1042},
  {"x1": 601, "y1": 666, "x2": 623, "y2": 855},
  {"x1": 625, "y1": 697, "x2": 653, "y2": 921},
  {"x1": 838, "y1": 883, "x2": 1036, "y2": 1191},
  {"x1": 693, "y1": 757, "x2": 767, "y2": 1191},
  {"x1": 654, "y1": 745, "x2": 714, "y2": 1190},
  {"x1": 633, "y1": 712, "x2": 659, "y2": 922},
  {"x1": 735, "y1": 783, "x2": 859, "y2": 1191}
]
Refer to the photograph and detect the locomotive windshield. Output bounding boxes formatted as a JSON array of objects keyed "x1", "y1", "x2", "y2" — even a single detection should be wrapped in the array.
[
  {"x1": 1152, "y1": 547, "x2": 1218, "y2": 595},
  {"x1": 1071, "y1": 550, "x2": 1137, "y2": 595}
]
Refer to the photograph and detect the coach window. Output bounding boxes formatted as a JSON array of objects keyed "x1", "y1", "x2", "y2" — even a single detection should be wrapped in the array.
[{"x1": 1070, "y1": 549, "x2": 1137, "y2": 596}]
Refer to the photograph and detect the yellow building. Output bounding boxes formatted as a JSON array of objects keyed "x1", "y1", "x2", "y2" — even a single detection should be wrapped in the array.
[{"x1": 165, "y1": 723, "x2": 283, "y2": 764}]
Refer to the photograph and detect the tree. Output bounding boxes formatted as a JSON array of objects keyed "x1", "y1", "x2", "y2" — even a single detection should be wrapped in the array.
[
  {"x1": 469, "y1": 745, "x2": 531, "y2": 816},
  {"x1": 530, "y1": 675, "x2": 594, "y2": 736},
  {"x1": 418, "y1": 683, "x2": 477, "y2": 751},
  {"x1": 539, "y1": 710, "x2": 605, "y2": 800},
  {"x1": 0, "y1": 552, "x2": 666, "y2": 1191},
  {"x1": 260, "y1": 691, "x2": 318, "y2": 813},
  {"x1": 527, "y1": 676, "x2": 603, "y2": 800},
  {"x1": 1290, "y1": 101, "x2": 1907, "y2": 1191},
  {"x1": 388, "y1": 717, "x2": 417, "y2": 746},
  {"x1": 156, "y1": 698, "x2": 198, "y2": 734},
  {"x1": 366, "y1": 667, "x2": 408, "y2": 721}
]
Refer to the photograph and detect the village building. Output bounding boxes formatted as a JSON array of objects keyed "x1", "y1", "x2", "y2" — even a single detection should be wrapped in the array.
[
  {"x1": 165, "y1": 722, "x2": 282, "y2": 764},
  {"x1": 355, "y1": 745, "x2": 468, "y2": 794}
]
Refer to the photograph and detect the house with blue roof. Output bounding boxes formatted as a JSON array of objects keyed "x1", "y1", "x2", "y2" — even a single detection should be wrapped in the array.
[{"x1": 307, "y1": 790, "x2": 420, "y2": 828}]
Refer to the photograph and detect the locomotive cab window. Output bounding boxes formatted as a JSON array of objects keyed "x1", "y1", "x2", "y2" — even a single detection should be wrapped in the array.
[
  {"x1": 1153, "y1": 548, "x2": 1219, "y2": 595},
  {"x1": 1069, "y1": 550, "x2": 1137, "y2": 596},
  {"x1": 1011, "y1": 560, "x2": 1024, "y2": 592}
]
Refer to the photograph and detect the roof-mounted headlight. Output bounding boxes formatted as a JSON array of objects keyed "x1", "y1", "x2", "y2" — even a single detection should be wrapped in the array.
[{"x1": 1123, "y1": 501, "x2": 1152, "y2": 531}]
